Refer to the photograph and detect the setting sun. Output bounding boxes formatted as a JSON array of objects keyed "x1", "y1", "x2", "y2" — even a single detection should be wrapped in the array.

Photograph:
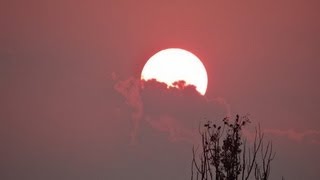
[{"x1": 141, "y1": 48, "x2": 208, "y2": 95}]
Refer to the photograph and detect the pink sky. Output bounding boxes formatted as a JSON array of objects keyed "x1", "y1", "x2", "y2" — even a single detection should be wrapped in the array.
[{"x1": 1, "y1": 0, "x2": 320, "y2": 179}]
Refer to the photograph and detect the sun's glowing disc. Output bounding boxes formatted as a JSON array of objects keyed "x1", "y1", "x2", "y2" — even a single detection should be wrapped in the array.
[{"x1": 141, "y1": 48, "x2": 208, "y2": 95}]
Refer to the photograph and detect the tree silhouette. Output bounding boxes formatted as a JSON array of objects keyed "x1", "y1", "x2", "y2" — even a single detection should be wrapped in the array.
[{"x1": 191, "y1": 115, "x2": 275, "y2": 180}]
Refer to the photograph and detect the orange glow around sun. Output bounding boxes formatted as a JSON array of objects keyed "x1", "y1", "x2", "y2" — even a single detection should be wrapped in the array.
[{"x1": 141, "y1": 48, "x2": 208, "y2": 95}]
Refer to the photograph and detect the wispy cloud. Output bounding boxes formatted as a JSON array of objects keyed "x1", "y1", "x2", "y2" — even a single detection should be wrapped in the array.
[
  {"x1": 242, "y1": 127, "x2": 320, "y2": 145},
  {"x1": 264, "y1": 128, "x2": 320, "y2": 144},
  {"x1": 114, "y1": 76, "x2": 143, "y2": 143}
]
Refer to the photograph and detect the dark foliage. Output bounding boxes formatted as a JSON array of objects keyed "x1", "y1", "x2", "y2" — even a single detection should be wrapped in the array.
[{"x1": 191, "y1": 115, "x2": 275, "y2": 180}]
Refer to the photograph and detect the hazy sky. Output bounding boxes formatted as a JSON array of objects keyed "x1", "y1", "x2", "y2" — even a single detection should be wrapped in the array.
[{"x1": 1, "y1": 0, "x2": 320, "y2": 179}]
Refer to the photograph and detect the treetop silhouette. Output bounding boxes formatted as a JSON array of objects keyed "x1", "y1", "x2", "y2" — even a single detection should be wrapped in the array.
[{"x1": 192, "y1": 115, "x2": 275, "y2": 180}]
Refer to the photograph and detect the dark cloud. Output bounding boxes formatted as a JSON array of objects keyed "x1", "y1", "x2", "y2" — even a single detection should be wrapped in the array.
[{"x1": 114, "y1": 77, "x2": 229, "y2": 143}]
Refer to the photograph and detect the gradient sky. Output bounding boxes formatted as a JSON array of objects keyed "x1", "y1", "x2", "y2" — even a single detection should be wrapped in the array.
[{"x1": 1, "y1": 0, "x2": 320, "y2": 179}]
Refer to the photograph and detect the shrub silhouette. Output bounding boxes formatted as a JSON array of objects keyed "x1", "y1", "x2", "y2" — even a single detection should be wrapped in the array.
[{"x1": 191, "y1": 115, "x2": 275, "y2": 180}]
